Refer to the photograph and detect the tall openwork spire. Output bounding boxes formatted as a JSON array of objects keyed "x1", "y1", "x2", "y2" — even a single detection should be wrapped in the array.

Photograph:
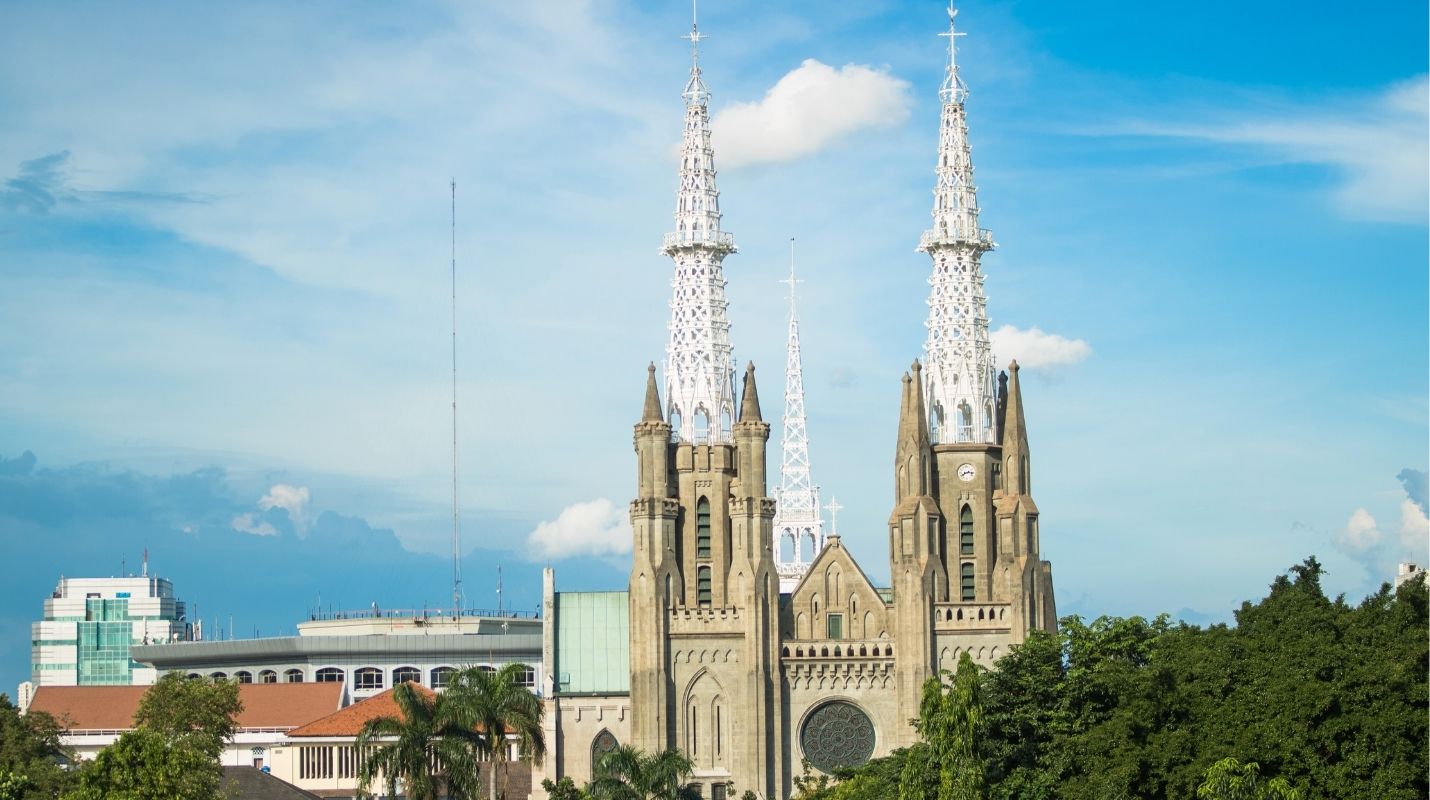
[
  {"x1": 918, "y1": 2, "x2": 998, "y2": 445},
  {"x1": 773, "y1": 239, "x2": 824, "y2": 592},
  {"x1": 662, "y1": 1, "x2": 738, "y2": 444}
]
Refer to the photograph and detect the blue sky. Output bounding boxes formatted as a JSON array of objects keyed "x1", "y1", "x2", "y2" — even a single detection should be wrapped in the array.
[{"x1": 0, "y1": 0, "x2": 1426, "y2": 693}]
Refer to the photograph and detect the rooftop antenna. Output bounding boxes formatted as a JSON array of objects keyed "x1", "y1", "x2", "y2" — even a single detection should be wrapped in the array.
[
  {"x1": 450, "y1": 179, "x2": 464, "y2": 620},
  {"x1": 496, "y1": 564, "x2": 503, "y2": 613}
]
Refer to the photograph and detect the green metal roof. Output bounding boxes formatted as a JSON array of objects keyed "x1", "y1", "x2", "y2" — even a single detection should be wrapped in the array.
[{"x1": 555, "y1": 591, "x2": 629, "y2": 695}]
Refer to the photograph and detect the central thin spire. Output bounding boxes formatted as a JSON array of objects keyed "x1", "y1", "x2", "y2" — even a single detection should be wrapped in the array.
[
  {"x1": 773, "y1": 238, "x2": 824, "y2": 592},
  {"x1": 663, "y1": 0, "x2": 737, "y2": 444},
  {"x1": 918, "y1": 1, "x2": 998, "y2": 445}
]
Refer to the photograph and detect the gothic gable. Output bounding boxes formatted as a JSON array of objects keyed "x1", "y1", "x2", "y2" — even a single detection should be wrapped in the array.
[{"x1": 784, "y1": 536, "x2": 889, "y2": 642}]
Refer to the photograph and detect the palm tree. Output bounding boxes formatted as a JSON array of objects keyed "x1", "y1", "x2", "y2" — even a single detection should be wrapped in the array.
[
  {"x1": 588, "y1": 745, "x2": 695, "y2": 800},
  {"x1": 354, "y1": 682, "x2": 482, "y2": 800},
  {"x1": 444, "y1": 663, "x2": 545, "y2": 800}
]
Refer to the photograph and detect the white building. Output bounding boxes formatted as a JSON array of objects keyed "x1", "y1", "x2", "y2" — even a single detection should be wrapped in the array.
[
  {"x1": 1394, "y1": 562, "x2": 1425, "y2": 589},
  {"x1": 132, "y1": 608, "x2": 543, "y2": 703},
  {"x1": 30, "y1": 574, "x2": 191, "y2": 691}
]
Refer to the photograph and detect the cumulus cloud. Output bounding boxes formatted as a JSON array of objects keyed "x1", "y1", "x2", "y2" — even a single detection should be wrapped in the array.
[
  {"x1": 526, "y1": 498, "x2": 632, "y2": 560},
  {"x1": 1337, "y1": 507, "x2": 1381, "y2": 552},
  {"x1": 1113, "y1": 77, "x2": 1429, "y2": 223},
  {"x1": 259, "y1": 484, "x2": 311, "y2": 531},
  {"x1": 711, "y1": 59, "x2": 911, "y2": 168},
  {"x1": 1397, "y1": 468, "x2": 1427, "y2": 514},
  {"x1": 1399, "y1": 498, "x2": 1429, "y2": 555},
  {"x1": 990, "y1": 325, "x2": 1092, "y2": 369},
  {"x1": 231, "y1": 512, "x2": 277, "y2": 537}
]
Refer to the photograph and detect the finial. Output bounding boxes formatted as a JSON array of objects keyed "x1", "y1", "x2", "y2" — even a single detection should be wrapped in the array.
[
  {"x1": 911, "y1": 359, "x2": 923, "y2": 376},
  {"x1": 1009, "y1": 359, "x2": 1019, "y2": 372},
  {"x1": 938, "y1": 2, "x2": 968, "y2": 103},
  {"x1": 778, "y1": 237, "x2": 803, "y2": 316},
  {"x1": 680, "y1": 0, "x2": 711, "y2": 106}
]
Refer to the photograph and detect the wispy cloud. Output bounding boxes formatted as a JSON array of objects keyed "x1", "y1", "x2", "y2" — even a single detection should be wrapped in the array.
[
  {"x1": 712, "y1": 59, "x2": 911, "y2": 168},
  {"x1": 526, "y1": 498, "x2": 632, "y2": 560},
  {"x1": 1107, "y1": 77, "x2": 1429, "y2": 223},
  {"x1": 990, "y1": 325, "x2": 1091, "y2": 369}
]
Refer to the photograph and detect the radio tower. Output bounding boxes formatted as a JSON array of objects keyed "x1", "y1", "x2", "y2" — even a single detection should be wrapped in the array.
[
  {"x1": 773, "y1": 238, "x2": 824, "y2": 592},
  {"x1": 449, "y1": 179, "x2": 463, "y2": 618},
  {"x1": 661, "y1": 0, "x2": 738, "y2": 444},
  {"x1": 918, "y1": 2, "x2": 999, "y2": 445}
]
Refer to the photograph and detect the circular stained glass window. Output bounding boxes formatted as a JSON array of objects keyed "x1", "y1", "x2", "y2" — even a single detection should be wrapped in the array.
[{"x1": 799, "y1": 700, "x2": 875, "y2": 773}]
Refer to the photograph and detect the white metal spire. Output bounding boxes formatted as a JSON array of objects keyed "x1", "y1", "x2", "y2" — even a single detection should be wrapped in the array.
[
  {"x1": 773, "y1": 238, "x2": 824, "y2": 593},
  {"x1": 663, "y1": 1, "x2": 737, "y2": 443},
  {"x1": 918, "y1": 2, "x2": 998, "y2": 445}
]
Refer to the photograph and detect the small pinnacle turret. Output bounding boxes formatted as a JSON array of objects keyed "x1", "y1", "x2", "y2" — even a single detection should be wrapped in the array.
[
  {"x1": 999, "y1": 360, "x2": 1030, "y2": 495},
  {"x1": 919, "y1": 2, "x2": 998, "y2": 446},
  {"x1": 662, "y1": 7, "x2": 738, "y2": 445},
  {"x1": 739, "y1": 362, "x2": 762, "y2": 422},
  {"x1": 642, "y1": 362, "x2": 663, "y2": 422}
]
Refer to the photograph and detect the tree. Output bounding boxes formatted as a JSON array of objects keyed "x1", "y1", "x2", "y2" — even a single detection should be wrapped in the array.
[
  {"x1": 0, "y1": 694, "x2": 72, "y2": 799},
  {"x1": 445, "y1": 664, "x2": 546, "y2": 800},
  {"x1": 587, "y1": 745, "x2": 694, "y2": 800},
  {"x1": 133, "y1": 673, "x2": 241, "y2": 758},
  {"x1": 1197, "y1": 758, "x2": 1300, "y2": 800},
  {"x1": 63, "y1": 674, "x2": 243, "y2": 800},
  {"x1": 902, "y1": 652, "x2": 986, "y2": 800},
  {"x1": 541, "y1": 776, "x2": 589, "y2": 800},
  {"x1": 354, "y1": 682, "x2": 481, "y2": 800},
  {"x1": 65, "y1": 728, "x2": 221, "y2": 800}
]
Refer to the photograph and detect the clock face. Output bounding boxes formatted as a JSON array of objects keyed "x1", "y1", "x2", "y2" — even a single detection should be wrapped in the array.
[{"x1": 957, "y1": 463, "x2": 976, "y2": 482}]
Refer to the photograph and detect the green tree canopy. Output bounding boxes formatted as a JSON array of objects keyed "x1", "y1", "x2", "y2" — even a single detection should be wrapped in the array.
[{"x1": 0, "y1": 694, "x2": 72, "y2": 799}]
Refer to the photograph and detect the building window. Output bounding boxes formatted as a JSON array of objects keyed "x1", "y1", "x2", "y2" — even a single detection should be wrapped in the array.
[
  {"x1": 208, "y1": 671, "x2": 228, "y2": 681},
  {"x1": 316, "y1": 667, "x2": 344, "y2": 683},
  {"x1": 393, "y1": 666, "x2": 421, "y2": 686},
  {"x1": 517, "y1": 666, "x2": 537, "y2": 687},
  {"x1": 299, "y1": 746, "x2": 334, "y2": 780},
  {"x1": 960, "y1": 563, "x2": 975, "y2": 601},
  {"x1": 591, "y1": 730, "x2": 619, "y2": 777},
  {"x1": 234, "y1": 671, "x2": 253, "y2": 684},
  {"x1": 258, "y1": 670, "x2": 278, "y2": 684},
  {"x1": 697, "y1": 566, "x2": 712, "y2": 607},
  {"x1": 712, "y1": 783, "x2": 727, "y2": 800},
  {"x1": 696, "y1": 498, "x2": 712, "y2": 559},
  {"x1": 430, "y1": 667, "x2": 455, "y2": 688},
  {"x1": 959, "y1": 506, "x2": 974, "y2": 555},
  {"x1": 284, "y1": 669, "x2": 304, "y2": 683},
  {"x1": 826, "y1": 614, "x2": 844, "y2": 640},
  {"x1": 354, "y1": 668, "x2": 383, "y2": 690}
]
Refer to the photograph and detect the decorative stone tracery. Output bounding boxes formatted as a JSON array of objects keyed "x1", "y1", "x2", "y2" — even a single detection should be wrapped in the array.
[{"x1": 799, "y1": 700, "x2": 876, "y2": 773}]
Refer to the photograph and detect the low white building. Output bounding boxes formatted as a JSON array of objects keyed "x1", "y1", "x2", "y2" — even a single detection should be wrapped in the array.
[
  {"x1": 1394, "y1": 562, "x2": 1425, "y2": 589},
  {"x1": 132, "y1": 609, "x2": 543, "y2": 703}
]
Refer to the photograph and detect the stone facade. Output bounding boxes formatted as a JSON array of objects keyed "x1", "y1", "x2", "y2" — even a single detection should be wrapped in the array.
[{"x1": 538, "y1": 360, "x2": 1057, "y2": 800}]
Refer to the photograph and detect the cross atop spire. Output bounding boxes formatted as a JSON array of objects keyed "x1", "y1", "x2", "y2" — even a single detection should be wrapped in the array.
[
  {"x1": 681, "y1": 0, "x2": 710, "y2": 106},
  {"x1": 937, "y1": 3, "x2": 968, "y2": 103},
  {"x1": 773, "y1": 237, "x2": 825, "y2": 592}
]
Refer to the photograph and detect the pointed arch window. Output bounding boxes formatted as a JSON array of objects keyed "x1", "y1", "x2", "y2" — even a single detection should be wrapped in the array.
[
  {"x1": 696, "y1": 498, "x2": 712, "y2": 559},
  {"x1": 959, "y1": 506, "x2": 975, "y2": 555},
  {"x1": 960, "y1": 562, "x2": 975, "y2": 601}
]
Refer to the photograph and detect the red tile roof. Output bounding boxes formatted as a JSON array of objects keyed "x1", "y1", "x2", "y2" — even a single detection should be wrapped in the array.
[
  {"x1": 287, "y1": 682, "x2": 434, "y2": 738},
  {"x1": 27, "y1": 683, "x2": 344, "y2": 732}
]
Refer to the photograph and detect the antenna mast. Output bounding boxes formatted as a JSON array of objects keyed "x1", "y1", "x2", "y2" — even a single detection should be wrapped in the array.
[{"x1": 450, "y1": 179, "x2": 463, "y2": 618}]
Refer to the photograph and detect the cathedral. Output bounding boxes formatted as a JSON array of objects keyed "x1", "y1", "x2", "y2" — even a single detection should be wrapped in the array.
[{"x1": 537, "y1": 7, "x2": 1056, "y2": 799}]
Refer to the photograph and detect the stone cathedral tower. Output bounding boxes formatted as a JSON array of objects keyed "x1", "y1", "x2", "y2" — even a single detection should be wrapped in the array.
[
  {"x1": 627, "y1": 14, "x2": 785, "y2": 799},
  {"x1": 541, "y1": 7, "x2": 1058, "y2": 800}
]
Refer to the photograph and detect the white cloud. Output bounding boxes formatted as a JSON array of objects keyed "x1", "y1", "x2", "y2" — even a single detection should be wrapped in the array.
[
  {"x1": 1337, "y1": 507, "x2": 1382, "y2": 553},
  {"x1": 712, "y1": 59, "x2": 911, "y2": 168},
  {"x1": 990, "y1": 325, "x2": 1091, "y2": 369},
  {"x1": 259, "y1": 484, "x2": 311, "y2": 531},
  {"x1": 1399, "y1": 498, "x2": 1429, "y2": 555},
  {"x1": 231, "y1": 512, "x2": 277, "y2": 537},
  {"x1": 526, "y1": 498, "x2": 632, "y2": 560},
  {"x1": 1114, "y1": 76, "x2": 1429, "y2": 223}
]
